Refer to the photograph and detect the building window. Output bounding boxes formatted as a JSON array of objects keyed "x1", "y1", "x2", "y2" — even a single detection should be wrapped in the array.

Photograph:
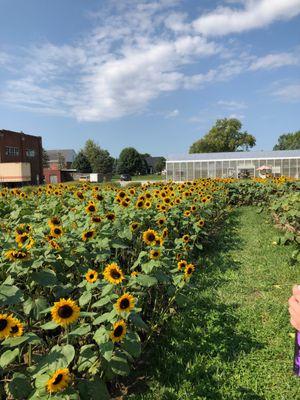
[
  {"x1": 26, "y1": 149, "x2": 36, "y2": 157},
  {"x1": 5, "y1": 146, "x2": 19, "y2": 156}
]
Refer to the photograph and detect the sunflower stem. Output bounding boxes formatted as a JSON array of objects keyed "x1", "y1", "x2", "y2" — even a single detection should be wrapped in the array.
[
  {"x1": 28, "y1": 344, "x2": 32, "y2": 367},
  {"x1": 66, "y1": 326, "x2": 69, "y2": 344}
]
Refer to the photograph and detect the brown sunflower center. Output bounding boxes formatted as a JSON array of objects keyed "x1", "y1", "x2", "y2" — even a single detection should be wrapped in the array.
[
  {"x1": 120, "y1": 298, "x2": 130, "y2": 309},
  {"x1": 11, "y1": 325, "x2": 19, "y2": 334},
  {"x1": 187, "y1": 268, "x2": 192, "y2": 274},
  {"x1": 15, "y1": 252, "x2": 27, "y2": 259},
  {"x1": 85, "y1": 231, "x2": 93, "y2": 238},
  {"x1": 0, "y1": 319, "x2": 8, "y2": 331},
  {"x1": 54, "y1": 228, "x2": 61, "y2": 235},
  {"x1": 20, "y1": 235, "x2": 28, "y2": 243},
  {"x1": 53, "y1": 373, "x2": 63, "y2": 385},
  {"x1": 58, "y1": 305, "x2": 73, "y2": 319},
  {"x1": 147, "y1": 233, "x2": 155, "y2": 242},
  {"x1": 114, "y1": 325, "x2": 124, "y2": 337},
  {"x1": 89, "y1": 274, "x2": 94, "y2": 279},
  {"x1": 89, "y1": 206, "x2": 95, "y2": 211},
  {"x1": 111, "y1": 270, "x2": 121, "y2": 280}
]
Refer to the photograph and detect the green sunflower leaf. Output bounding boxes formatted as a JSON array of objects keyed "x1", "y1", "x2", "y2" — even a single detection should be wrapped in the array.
[{"x1": 0, "y1": 348, "x2": 19, "y2": 368}]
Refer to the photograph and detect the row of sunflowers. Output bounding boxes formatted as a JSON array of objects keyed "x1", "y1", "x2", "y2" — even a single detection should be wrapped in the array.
[{"x1": 0, "y1": 179, "x2": 230, "y2": 399}]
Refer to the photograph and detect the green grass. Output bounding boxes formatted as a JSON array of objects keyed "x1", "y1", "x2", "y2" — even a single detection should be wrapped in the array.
[
  {"x1": 127, "y1": 206, "x2": 300, "y2": 400},
  {"x1": 111, "y1": 174, "x2": 164, "y2": 182}
]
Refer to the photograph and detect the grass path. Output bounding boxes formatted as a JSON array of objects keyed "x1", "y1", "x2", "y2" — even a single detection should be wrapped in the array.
[{"x1": 129, "y1": 206, "x2": 300, "y2": 400}]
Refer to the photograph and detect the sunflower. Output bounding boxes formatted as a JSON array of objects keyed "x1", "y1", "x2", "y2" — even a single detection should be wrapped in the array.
[
  {"x1": 85, "y1": 269, "x2": 98, "y2": 283},
  {"x1": 121, "y1": 200, "x2": 130, "y2": 207},
  {"x1": 131, "y1": 271, "x2": 139, "y2": 277},
  {"x1": 184, "y1": 210, "x2": 191, "y2": 217},
  {"x1": 0, "y1": 314, "x2": 13, "y2": 338},
  {"x1": 49, "y1": 240, "x2": 61, "y2": 251},
  {"x1": 9, "y1": 318, "x2": 24, "y2": 337},
  {"x1": 82, "y1": 230, "x2": 95, "y2": 241},
  {"x1": 46, "y1": 368, "x2": 71, "y2": 393},
  {"x1": 103, "y1": 263, "x2": 125, "y2": 284},
  {"x1": 91, "y1": 215, "x2": 102, "y2": 223},
  {"x1": 184, "y1": 263, "x2": 195, "y2": 279},
  {"x1": 86, "y1": 203, "x2": 96, "y2": 213},
  {"x1": 182, "y1": 234, "x2": 190, "y2": 243},
  {"x1": 135, "y1": 199, "x2": 144, "y2": 209},
  {"x1": 5, "y1": 249, "x2": 30, "y2": 262},
  {"x1": 51, "y1": 298, "x2": 80, "y2": 327},
  {"x1": 15, "y1": 232, "x2": 30, "y2": 246},
  {"x1": 50, "y1": 226, "x2": 63, "y2": 238},
  {"x1": 178, "y1": 260, "x2": 187, "y2": 271},
  {"x1": 110, "y1": 320, "x2": 127, "y2": 343},
  {"x1": 130, "y1": 222, "x2": 139, "y2": 232},
  {"x1": 144, "y1": 201, "x2": 152, "y2": 209},
  {"x1": 76, "y1": 191, "x2": 84, "y2": 200},
  {"x1": 142, "y1": 229, "x2": 157, "y2": 246},
  {"x1": 94, "y1": 193, "x2": 104, "y2": 201},
  {"x1": 162, "y1": 228, "x2": 168, "y2": 239},
  {"x1": 106, "y1": 212, "x2": 116, "y2": 221},
  {"x1": 115, "y1": 293, "x2": 135, "y2": 313},
  {"x1": 150, "y1": 249, "x2": 161, "y2": 260},
  {"x1": 198, "y1": 219, "x2": 205, "y2": 227},
  {"x1": 156, "y1": 218, "x2": 166, "y2": 227},
  {"x1": 155, "y1": 236, "x2": 164, "y2": 246}
]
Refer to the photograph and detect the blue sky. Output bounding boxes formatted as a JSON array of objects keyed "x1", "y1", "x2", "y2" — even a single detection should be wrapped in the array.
[{"x1": 0, "y1": 0, "x2": 299, "y2": 157}]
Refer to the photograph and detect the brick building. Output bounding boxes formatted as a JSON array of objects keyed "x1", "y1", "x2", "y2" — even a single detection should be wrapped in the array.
[{"x1": 0, "y1": 129, "x2": 43, "y2": 185}]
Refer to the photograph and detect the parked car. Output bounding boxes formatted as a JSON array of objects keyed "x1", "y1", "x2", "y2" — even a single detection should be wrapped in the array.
[{"x1": 120, "y1": 174, "x2": 132, "y2": 181}]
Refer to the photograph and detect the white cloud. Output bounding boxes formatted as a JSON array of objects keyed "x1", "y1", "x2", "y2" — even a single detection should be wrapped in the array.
[
  {"x1": 1, "y1": 0, "x2": 300, "y2": 121},
  {"x1": 249, "y1": 50, "x2": 300, "y2": 70},
  {"x1": 165, "y1": 109, "x2": 179, "y2": 118},
  {"x1": 271, "y1": 83, "x2": 300, "y2": 102},
  {"x1": 217, "y1": 100, "x2": 247, "y2": 109},
  {"x1": 193, "y1": 0, "x2": 300, "y2": 36}
]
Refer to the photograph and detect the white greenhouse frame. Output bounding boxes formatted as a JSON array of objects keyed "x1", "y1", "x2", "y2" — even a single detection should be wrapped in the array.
[{"x1": 166, "y1": 151, "x2": 300, "y2": 181}]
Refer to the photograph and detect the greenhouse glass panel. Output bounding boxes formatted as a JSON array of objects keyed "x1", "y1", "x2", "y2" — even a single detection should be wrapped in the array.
[
  {"x1": 208, "y1": 162, "x2": 215, "y2": 178},
  {"x1": 174, "y1": 163, "x2": 180, "y2": 181},
  {"x1": 166, "y1": 163, "x2": 173, "y2": 180},
  {"x1": 274, "y1": 159, "x2": 282, "y2": 176},
  {"x1": 282, "y1": 159, "x2": 289, "y2": 176},
  {"x1": 290, "y1": 159, "x2": 297, "y2": 178},
  {"x1": 201, "y1": 162, "x2": 208, "y2": 178},
  {"x1": 180, "y1": 162, "x2": 187, "y2": 181},
  {"x1": 194, "y1": 162, "x2": 201, "y2": 179},
  {"x1": 187, "y1": 162, "x2": 194, "y2": 180},
  {"x1": 216, "y1": 161, "x2": 222, "y2": 177}
]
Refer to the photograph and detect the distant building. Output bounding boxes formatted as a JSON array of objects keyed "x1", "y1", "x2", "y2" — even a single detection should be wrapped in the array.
[
  {"x1": 166, "y1": 150, "x2": 300, "y2": 181},
  {"x1": 145, "y1": 156, "x2": 165, "y2": 174},
  {"x1": 0, "y1": 129, "x2": 43, "y2": 186},
  {"x1": 44, "y1": 149, "x2": 77, "y2": 184},
  {"x1": 46, "y1": 149, "x2": 77, "y2": 170}
]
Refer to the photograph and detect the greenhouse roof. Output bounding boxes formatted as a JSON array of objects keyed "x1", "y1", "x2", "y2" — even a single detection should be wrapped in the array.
[{"x1": 167, "y1": 150, "x2": 300, "y2": 162}]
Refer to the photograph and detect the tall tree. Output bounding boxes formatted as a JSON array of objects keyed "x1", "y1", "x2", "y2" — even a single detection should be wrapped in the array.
[
  {"x1": 117, "y1": 147, "x2": 144, "y2": 175},
  {"x1": 154, "y1": 157, "x2": 166, "y2": 173},
  {"x1": 189, "y1": 118, "x2": 256, "y2": 153},
  {"x1": 42, "y1": 148, "x2": 50, "y2": 168},
  {"x1": 72, "y1": 150, "x2": 92, "y2": 173},
  {"x1": 273, "y1": 131, "x2": 300, "y2": 150},
  {"x1": 83, "y1": 139, "x2": 114, "y2": 174}
]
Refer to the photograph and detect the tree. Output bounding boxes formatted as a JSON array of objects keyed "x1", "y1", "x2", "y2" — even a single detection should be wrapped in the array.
[
  {"x1": 154, "y1": 157, "x2": 166, "y2": 173},
  {"x1": 42, "y1": 148, "x2": 49, "y2": 168},
  {"x1": 117, "y1": 147, "x2": 145, "y2": 175},
  {"x1": 83, "y1": 139, "x2": 114, "y2": 174},
  {"x1": 72, "y1": 150, "x2": 92, "y2": 173},
  {"x1": 189, "y1": 118, "x2": 256, "y2": 153},
  {"x1": 273, "y1": 131, "x2": 300, "y2": 150}
]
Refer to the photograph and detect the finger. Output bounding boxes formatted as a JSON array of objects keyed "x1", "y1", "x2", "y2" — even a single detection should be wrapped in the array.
[{"x1": 292, "y1": 285, "x2": 300, "y2": 296}]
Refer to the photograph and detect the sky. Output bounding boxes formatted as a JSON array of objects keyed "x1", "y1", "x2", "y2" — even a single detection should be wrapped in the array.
[{"x1": 0, "y1": 0, "x2": 299, "y2": 157}]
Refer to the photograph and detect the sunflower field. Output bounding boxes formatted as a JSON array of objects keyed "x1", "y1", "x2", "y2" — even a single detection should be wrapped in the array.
[{"x1": 0, "y1": 180, "x2": 230, "y2": 399}]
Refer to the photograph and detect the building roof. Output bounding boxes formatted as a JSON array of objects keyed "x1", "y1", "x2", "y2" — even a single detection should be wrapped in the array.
[
  {"x1": 167, "y1": 150, "x2": 300, "y2": 162},
  {"x1": 47, "y1": 149, "x2": 77, "y2": 163},
  {"x1": 145, "y1": 156, "x2": 164, "y2": 168}
]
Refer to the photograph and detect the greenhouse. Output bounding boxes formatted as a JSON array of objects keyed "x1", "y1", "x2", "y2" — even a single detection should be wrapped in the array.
[{"x1": 166, "y1": 150, "x2": 300, "y2": 181}]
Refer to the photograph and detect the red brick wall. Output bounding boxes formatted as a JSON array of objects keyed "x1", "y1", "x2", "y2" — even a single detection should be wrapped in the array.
[
  {"x1": 43, "y1": 169, "x2": 62, "y2": 184},
  {"x1": 0, "y1": 130, "x2": 43, "y2": 185}
]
